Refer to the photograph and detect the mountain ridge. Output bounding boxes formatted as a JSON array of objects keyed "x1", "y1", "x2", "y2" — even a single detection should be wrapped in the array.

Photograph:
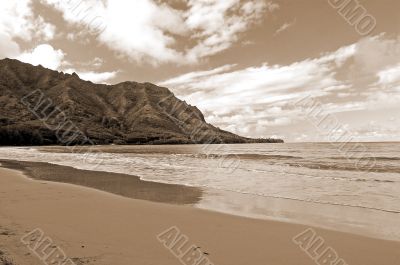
[{"x1": 0, "y1": 58, "x2": 283, "y2": 146}]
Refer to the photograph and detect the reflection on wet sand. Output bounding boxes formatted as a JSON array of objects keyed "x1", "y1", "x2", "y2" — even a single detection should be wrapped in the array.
[{"x1": 0, "y1": 160, "x2": 203, "y2": 206}]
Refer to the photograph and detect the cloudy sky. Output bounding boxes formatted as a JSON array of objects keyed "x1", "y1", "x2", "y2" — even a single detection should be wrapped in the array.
[{"x1": 1, "y1": 0, "x2": 400, "y2": 142}]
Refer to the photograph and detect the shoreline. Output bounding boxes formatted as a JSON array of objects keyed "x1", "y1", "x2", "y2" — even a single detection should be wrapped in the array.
[
  {"x1": 1, "y1": 159, "x2": 400, "y2": 242},
  {"x1": 0, "y1": 164, "x2": 400, "y2": 264},
  {"x1": 196, "y1": 188, "x2": 400, "y2": 242},
  {"x1": 0, "y1": 159, "x2": 203, "y2": 206},
  {"x1": 0, "y1": 136, "x2": 285, "y2": 147}
]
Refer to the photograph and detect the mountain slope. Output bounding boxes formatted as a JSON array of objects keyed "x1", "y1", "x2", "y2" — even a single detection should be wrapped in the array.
[{"x1": 0, "y1": 58, "x2": 283, "y2": 145}]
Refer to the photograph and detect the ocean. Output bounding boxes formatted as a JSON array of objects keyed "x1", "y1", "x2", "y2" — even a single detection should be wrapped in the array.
[{"x1": 1, "y1": 142, "x2": 399, "y2": 240}]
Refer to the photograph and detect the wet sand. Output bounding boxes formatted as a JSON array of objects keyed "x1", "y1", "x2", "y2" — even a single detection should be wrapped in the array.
[
  {"x1": 0, "y1": 163, "x2": 400, "y2": 265},
  {"x1": 0, "y1": 160, "x2": 202, "y2": 205}
]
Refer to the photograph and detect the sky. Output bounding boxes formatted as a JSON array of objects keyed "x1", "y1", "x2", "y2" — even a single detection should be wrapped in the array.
[{"x1": 1, "y1": 0, "x2": 400, "y2": 142}]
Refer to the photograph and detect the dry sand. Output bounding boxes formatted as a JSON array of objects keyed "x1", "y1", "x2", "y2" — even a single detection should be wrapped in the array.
[{"x1": 0, "y1": 164, "x2": 400, "y2": 265}]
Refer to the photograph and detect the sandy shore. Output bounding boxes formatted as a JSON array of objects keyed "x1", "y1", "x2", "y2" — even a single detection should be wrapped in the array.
[
  {"x1": 0, "y1": 165, "x2": 400, "y2": 265},
  {"x1": 0, "y1": 160, "x2": 203, "y2": 205}
]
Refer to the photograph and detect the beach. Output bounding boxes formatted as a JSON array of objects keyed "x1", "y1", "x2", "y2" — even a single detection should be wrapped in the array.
[
  {"x1": 1, "y1": 144, "x2": 400, "y2": 242},
  {"x1": 1, "y1": 163, "x2": 400, "y2": 265}
]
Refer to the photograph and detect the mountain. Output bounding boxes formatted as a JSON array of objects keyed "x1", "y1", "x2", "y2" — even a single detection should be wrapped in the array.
[{"x1": 0, "y1": 58, "x2": 283, "y2": 146}]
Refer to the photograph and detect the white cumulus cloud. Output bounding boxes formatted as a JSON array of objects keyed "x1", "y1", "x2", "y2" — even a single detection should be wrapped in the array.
[
  {"x1": 40, "y1": 0, "x2": 277, "y2": 64},
  {"x1": 0, "y1": 0, "x2": 57, "y2": 58},
  {"x1": 17, "y1": 44, "x2": 65, "y2": 70}
]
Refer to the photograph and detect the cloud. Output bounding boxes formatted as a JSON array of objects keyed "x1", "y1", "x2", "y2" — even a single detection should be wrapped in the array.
[
  {"x1": 274, "y1": 19, "x2": 296, "y2": 36},
  {"x1": 0, "y1": 1, "x2": 115, "y2": 84},
  {"x1": 354, "y1": 34, "x2": 400, "y2": 73},
  {"x1": 160, "y1": 35, "x2": 400, "y2": 139},
  {"x1": 17, "y1": 44, "x2": 65, "y2": 70},
  {"x1": 161, "y1": 46, "x2": 355, "y2": 104},
  {"x1": 91, "y1": 57, "x2": 105, "y2": 68},
  {"x1": 35, "y1": 16, "x2": 56, "y2": 41},
  {"x1": 100, "y1": 0, "x2": 187, "y2": 64},
  {"x1": 346, "y1": 34, "x2": 400, "y2": 88},
  {"x1": 0, "y1": 0, "x2": 57, "y2": 58},
  {"x1": 0, "y1": 33, "x2": 20, "y2": 58},
  {"x1": 161, "y1": 64, "x2": 237, "y2": 86},
  {"x1": 0, "y1": 0, "x2": 36, "y2": 41},
  {"x1": 15, "y1": 44, "x2": 117, "y2": 83},
  {"x1": 185, "y1": 0, "x2": 271, "y2": 62},
  {"x1": 65, "y1": 69, "x2": 118, "y2": 84},
  {"x1": 70, "y1": 57, "x2": 105, "y2": 69},
  {"x1": 258, "y1": 117, "x2": 292, "y2": 126},
  {"x1": 41, "y1": 0, "x2": 277, "y2": 64},
  {"x1": 42, "y1": 0, "x2": 187, "y2": 64},
  {"x1": 160, "y1": 45, "x2": 354, "y2": 136},
  {"x1": 16, "y1": 45, "x2": 117, "y2": 83},
  {"x1": 376, "y1": 63, "x2": 400, "y2": 88}
]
